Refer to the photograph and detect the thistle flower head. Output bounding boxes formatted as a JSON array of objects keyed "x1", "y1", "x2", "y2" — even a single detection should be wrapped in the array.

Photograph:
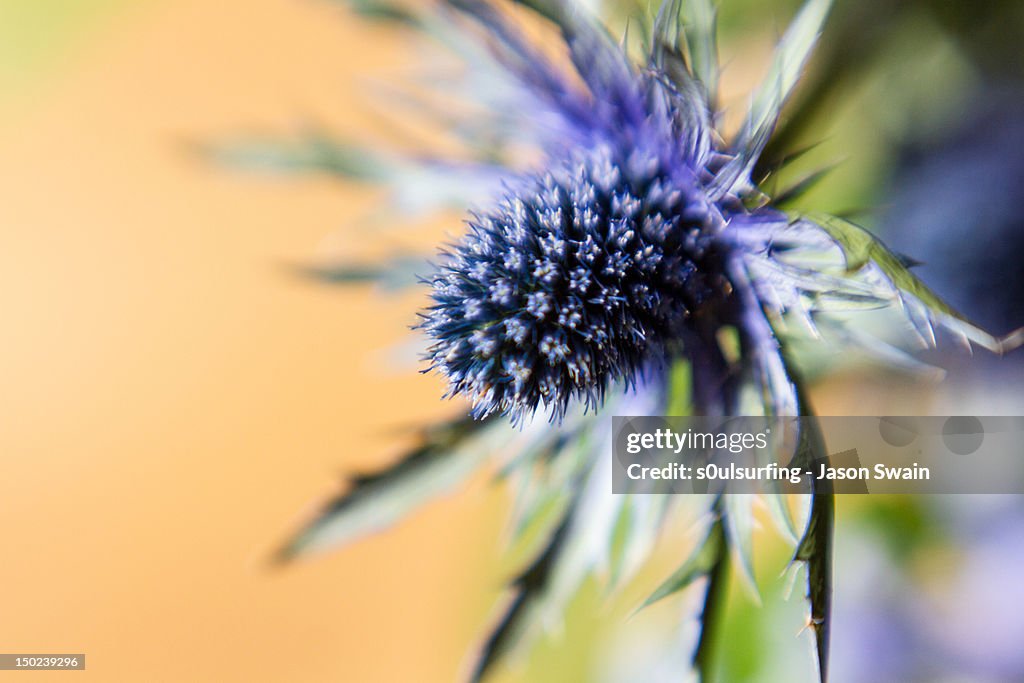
[{"x1": 423, "y1": 138, "x2": 734, "y2": 422}]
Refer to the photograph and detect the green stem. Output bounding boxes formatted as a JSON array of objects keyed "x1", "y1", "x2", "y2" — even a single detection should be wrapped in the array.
[{"x1": 694, "y1": 496, "x2": 729, "y2": 683}]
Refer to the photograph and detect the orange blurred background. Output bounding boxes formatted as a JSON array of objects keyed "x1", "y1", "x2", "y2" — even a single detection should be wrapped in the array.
[{"x1": 0, "y1": 1, "x2": 510, "y2": 680}]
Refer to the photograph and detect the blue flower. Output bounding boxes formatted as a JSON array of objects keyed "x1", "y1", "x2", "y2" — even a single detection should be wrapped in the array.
[{"x1": 422, "y1": 140, "x2": 730, "y2": 422}]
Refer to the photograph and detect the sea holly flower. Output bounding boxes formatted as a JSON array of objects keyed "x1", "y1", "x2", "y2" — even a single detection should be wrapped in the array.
[{"x1": 228, "y1": 1, "x2": 1024, "y2": 681}]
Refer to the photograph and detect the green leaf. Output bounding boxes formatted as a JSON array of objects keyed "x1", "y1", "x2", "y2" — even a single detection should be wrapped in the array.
[
  {"x1": 271, "y1": 417, "x2": 499, "y2": 563},
  {"x1": 808, "y1": 212, "x2": 1023, "y2": 352},
  {"x1": 607, "y1": 499, "x2": 635, "y2": 590},
  {"x1": 333, "y1": 0, "x2": 421, "y2": 26},
  {"x1": 681, "y1": 0, "x2": 718, "y2": 102},
  {"x1": 804, "y1": 213, "x2": 890, "y2": 273},
  {"x1": 292, "y1": 254, "x2": 424, "y2": 291},
  {"x1": 716, "y1": 0, "x2": 832, "y2": 195},
  {"x1": 724, "y1": 493, "x2": 761, "y2": 602},
  {"x1": 607, "y1": 495, "x2": 669, "y2": 591},
  {"x1": 649, "y1": 0, "x2": 718, "y2": 118},
  {"x1": 637, "y1": 512, "x2": 725, "y2": 610},
  {"x1": 475, "y1": 435, "x2": 630, "y2": 681},
  {"x1": 745, "y1": 0, "x2": 831, "y2": 149},
  {"x1": 633, "y1": 500, "x2": 730, "y2": 683},
  {"x1": 202, "y1": 133, "x2": 391, "y2": 181},
  {"x1": 652, "y1": 0, "x2": 685, "y2": 67},
  {"x1": 471, "y1": 501, "x2": 575, "y2": 683},
  {"x1": 502, "y1": 432, "x2": 580, "y2": 541},
  {"x1": 508, "y1": 0, "x2": 565, "y2": 25},
  {"x1": 763, "y1": 491, "x2": 799, "y2": 546}
]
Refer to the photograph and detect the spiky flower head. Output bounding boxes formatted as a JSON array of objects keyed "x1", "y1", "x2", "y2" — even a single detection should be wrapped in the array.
[{"x1": 423, "y1": 141, "x2": 731, "y2": 422}]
